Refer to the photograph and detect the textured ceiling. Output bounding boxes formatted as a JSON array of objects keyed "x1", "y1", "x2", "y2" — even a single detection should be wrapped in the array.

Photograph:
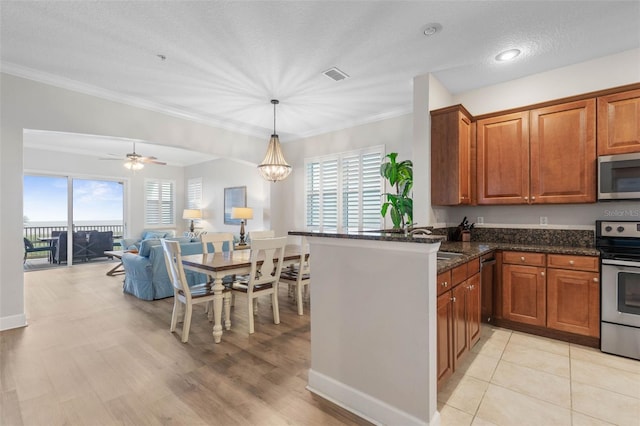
[{"x1": 2, "y1": 1, "x2": 639, "y2": 146}]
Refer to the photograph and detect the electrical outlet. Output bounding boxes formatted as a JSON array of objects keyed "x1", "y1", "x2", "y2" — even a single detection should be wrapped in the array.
[
  {"x1": 540, "y1": 216, "x2": 548, "y2": 225},
  {"x1": 477, "y1": 216, "x2": 484, "y2": 224}
]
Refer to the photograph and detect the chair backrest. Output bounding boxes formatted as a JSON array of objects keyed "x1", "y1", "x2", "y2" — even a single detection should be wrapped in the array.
[
  {"x1": 200, "y1": 232, "x2": 234, "y2": 254},
  {"x1": 298, "y1": 236, "x2": 311, "y2": 276},
  {"x1": 161, "y1": 239, "x2": 192, "y2": 299},
  {"x1": 23, "y1": 237, "x2": 34, "y2": 250},
  {"x1": 249, "y1": 230, "x2": 275, "y2": 241},
  {"x1": 248, "y1": 237, "x2": 287, "y2": 293}
]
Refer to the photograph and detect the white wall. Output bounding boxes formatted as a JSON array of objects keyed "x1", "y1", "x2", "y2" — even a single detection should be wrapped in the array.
[
  {"x1": 184, "y1": 158, "x2": 272, "y2": 236},
  {"x1": 0, "y1": 72, "x2": 266, "y2": 330},
  {"x1": 272, "y1": 114, "x2": 413, "y2": 234}
]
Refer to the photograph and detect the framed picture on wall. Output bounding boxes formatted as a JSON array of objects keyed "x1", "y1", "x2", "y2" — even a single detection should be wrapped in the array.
[{"x1": 224, "y1": 186, "x2": 247, "y2": 225}]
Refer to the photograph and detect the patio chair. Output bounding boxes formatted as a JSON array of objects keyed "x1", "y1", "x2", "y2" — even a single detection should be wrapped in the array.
[{"x1": 23, "y1": 237, "x2": 54, "y2": 264}]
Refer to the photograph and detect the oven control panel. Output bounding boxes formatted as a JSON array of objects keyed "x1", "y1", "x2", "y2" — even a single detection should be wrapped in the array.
[{"x1": 599, "y1": 221, "x2": 640, "y2": 238}]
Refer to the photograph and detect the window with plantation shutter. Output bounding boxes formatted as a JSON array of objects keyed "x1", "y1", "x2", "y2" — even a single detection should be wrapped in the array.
[
  {"x1": 305, "y1": 146, "x2": 383, "y2": 232},
  {"x1": 145, "y1": 179, "x2": 175, "y2": 226},
  {"x1": 186, "y1": 178, "x2": 202, "y2": 227}
]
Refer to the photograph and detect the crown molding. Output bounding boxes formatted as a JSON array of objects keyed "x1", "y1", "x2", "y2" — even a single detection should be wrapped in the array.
[
  {"x1": 2, "y1": 62, "x2": 414, "y2": 143},
  {"x1": 1, "y1": 62, "x2": 267, "y2": 139}
]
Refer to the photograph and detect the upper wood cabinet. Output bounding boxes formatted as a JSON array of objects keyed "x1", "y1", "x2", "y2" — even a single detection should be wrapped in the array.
[
  {"x1": 477, "y1": 99, "x2": 596, "y2": 204},
  {"x1": 431, "y1": 105, "x2": 472, "y2": 206},
  {"x1": 597, "y1": 88, "x2": 640, "y2": 155},
  {"x1": 530, "y1": 99, "x2": 596, "y2": 203},
  {"x1": 476, "y1": 112, "x2": 530, "y2": 204}
]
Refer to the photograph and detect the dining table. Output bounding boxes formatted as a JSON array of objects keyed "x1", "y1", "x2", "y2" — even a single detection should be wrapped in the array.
[{"x1": 181, "y1": 244, "x2": 304, "y2": 343}]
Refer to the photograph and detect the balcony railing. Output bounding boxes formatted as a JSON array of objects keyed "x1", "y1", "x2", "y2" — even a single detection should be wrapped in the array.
[{"x1": 23, "y1": 225, "x2": 124, "y2": 260}]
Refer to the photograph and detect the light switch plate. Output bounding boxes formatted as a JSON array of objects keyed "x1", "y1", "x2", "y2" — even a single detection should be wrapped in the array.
[{"x1": 540, "y1": 216, "x2": 548, "y2": 225}]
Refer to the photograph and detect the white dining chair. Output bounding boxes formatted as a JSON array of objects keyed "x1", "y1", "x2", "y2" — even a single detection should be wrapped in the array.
[
  {"x1": 248, "y1": 230, "x2": 275, "y2": 241},
  {"x1": 201, "y1": 232, "x2": 235, "y2": 254},
  {"x1": 161, "y1": 239, "x2": 231, "y2": 343},
  {"x1": 230, "y1": 236, "x2": 287, "y2": 334},
  {"x1": 279, "y1": 236, "x2": 311, "y2": 315},
  {"x1": 200, "y1": 232, "x2": 236, "y2": 312}
]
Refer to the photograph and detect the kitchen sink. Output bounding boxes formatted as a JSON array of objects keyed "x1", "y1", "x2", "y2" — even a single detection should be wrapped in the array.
[{"x1": 437, "y1": 251, "x2": 464, "y2": 261}]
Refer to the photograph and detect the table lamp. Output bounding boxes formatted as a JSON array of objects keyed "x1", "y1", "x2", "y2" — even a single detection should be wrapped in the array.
[
  {"x1": 231, "y1": 207, "x2": 253, "y2": 246},
  {"x1": 182, "y1": 209, "x2": 202, "y2": 233}
]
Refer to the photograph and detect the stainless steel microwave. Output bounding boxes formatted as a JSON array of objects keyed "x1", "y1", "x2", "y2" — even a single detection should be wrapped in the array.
[{"x1": 598, "y1": 152, "x2": 640, "y2": 200}]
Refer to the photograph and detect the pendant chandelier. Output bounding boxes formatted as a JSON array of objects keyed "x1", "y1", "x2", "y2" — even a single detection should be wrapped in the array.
[{"x1": 258, "y1": 99, "x2": 292, "y2": 182}]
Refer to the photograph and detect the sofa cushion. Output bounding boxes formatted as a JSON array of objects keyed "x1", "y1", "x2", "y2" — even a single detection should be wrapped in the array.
[
  {"x1": 142, "y1": 231, "x2": 169, "y2": 240},
  {"x1": 138, "y1": 238, "x2": 163, "y2": 257},
  {"x1": 167, "y1": 236, "x2": 192, "y2": 244}
]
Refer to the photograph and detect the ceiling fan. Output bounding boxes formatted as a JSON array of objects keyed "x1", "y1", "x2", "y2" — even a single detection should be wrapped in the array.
[{"x1": 101, "y1": 142, "x2": 166, "y2": 170}]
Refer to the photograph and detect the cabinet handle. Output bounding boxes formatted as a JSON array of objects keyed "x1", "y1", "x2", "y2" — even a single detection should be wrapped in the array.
[
  {"x1": 441, "y1": 281, "x2": 448, "y2": 287},
  {"x1": 451, "y1": 296, "x2": 456, "y2": 302},
  {"x1": 593, "y1": 277, "x2": 599, "y2": 283},
  {"x1": 541, "y1": 271, "x2": 545, "y2": 277},
  {"x1": 520, "y1": 256, "x2": 525, "y2": 262},
  {"x1": 524, "y1": 196, "x2": 529, "y2": 200},
  {"x1": 569, "y1": 260, "x2": 575, "y2": 265},
  {"x1": 531, "y1": 196, "x2": 536, "y2": 201}
]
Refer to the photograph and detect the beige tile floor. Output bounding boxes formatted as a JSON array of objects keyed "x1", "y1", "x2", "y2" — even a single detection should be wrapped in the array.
[{"x1": 438, "y1": 325, "x2": 640, "y2": 426}]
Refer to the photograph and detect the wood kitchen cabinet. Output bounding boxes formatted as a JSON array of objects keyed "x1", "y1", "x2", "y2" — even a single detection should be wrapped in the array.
[
  {"x1": 431, "y1": 105, "x2": 472, "y2": 205},
  {"x1": 477, "y1": 99, "x2": 596, "y2": 204},
  {"x1": 597, "y1": 88, "x2": 640, "y2": 155},
  {"x1": 530, "y1": 99, "x2": 596, "y2": 203},
  {"x1": 476, "y1": 111, "x2": 529, "y2": 204},
  {"x1": 437, "y1": 291, "x2": 454, "y2": 385},
  {"x1": 547, "y1": 254, "x2": 600, "y2": 338},
  {"x1": 502, "y1": 252, "x2": 546, "y2": 326},
  {"x1": 437, "y1": 257, "x2": 481, "y2": 388}
]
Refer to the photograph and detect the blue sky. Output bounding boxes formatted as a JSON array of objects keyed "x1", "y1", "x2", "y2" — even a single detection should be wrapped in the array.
[{"x1": 24, "y1": 176, "x2": 123, "y2": 223}]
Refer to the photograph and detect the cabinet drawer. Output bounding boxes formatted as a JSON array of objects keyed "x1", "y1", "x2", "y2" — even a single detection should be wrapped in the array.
[
  {"x1": 547, "y1": 254, "x2": 598, "y2": 272},
  {"x1": 503, "y1": 251, "x2": 546, "y2": 266},
  {"x1": 437, "y1": 270, "x2": 452, "y2": 296},
  {"x1": 452, "y1": 263, "x2": 468, "y2": 286}
]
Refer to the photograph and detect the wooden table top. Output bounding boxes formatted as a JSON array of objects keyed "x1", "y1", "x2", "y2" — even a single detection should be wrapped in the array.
[{"x1": 182, "y1": 245, "x2": 303, "y2": 273}]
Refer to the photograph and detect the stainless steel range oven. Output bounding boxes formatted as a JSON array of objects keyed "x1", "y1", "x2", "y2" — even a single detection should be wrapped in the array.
[{"x1": 596, "y1": 220, "x2": 640, "y2": 360}]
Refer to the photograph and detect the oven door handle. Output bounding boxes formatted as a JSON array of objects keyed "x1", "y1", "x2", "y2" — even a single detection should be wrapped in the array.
[{"x1": 601, "y1": 258, "x2": 640, "y2": 268}]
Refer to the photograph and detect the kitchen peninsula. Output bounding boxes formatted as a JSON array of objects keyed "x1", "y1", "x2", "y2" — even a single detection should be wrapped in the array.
[{"x1": 289, "y1": 230, "x2": 445, "y2": 426}]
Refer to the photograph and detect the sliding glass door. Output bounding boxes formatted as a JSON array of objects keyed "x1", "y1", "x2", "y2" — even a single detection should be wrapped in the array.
[{"x1": 23, "y1": 174, "x2": 124, "y2": 267}]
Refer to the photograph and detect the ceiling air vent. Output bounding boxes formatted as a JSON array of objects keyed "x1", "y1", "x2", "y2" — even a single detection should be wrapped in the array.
[{"x1": 323, "y1": 67, "x2": 350, "y2": 82}]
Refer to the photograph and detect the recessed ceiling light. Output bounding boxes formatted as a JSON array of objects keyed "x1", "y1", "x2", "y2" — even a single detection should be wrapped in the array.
[
  {"x1": 495, "y1": 49, "x2": 521, "y2": 62},
  {"x1": 423, "y1": 23, "x2": 442, "y2": 36}
]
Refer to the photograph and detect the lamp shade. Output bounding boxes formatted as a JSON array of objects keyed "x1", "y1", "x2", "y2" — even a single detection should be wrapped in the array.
[
  {"x1": 182, "y1": 209, "x2": 202, "y2": 220},
  {"x1": 231, "y1": 207, "x2": 253, "y2": 220}
]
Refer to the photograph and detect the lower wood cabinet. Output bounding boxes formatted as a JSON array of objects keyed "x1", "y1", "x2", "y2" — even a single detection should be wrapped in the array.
[
  {"x1": 499, "y1": 251, "x2": 600, "y2": 340},
  {"x1": 437, "y1": 291, "x2": 454, "y2": 384},
  {"x1": 437, "y1": 260, "x2": 481, "y2": 388},
  {"x1": 547, "y1": 257, "x2": 600, "y2": 338},
  {"x1": 502, "y1": 263, "x2": 546, "y2": 326}
]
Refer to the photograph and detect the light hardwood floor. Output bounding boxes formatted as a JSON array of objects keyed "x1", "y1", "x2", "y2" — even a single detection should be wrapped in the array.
[
  {"x1": 5, "y1": 263, "x2": 639, "y2": 425},
  {"x1": 2, "y1": 263, "x2": 370, "y2": 426}
]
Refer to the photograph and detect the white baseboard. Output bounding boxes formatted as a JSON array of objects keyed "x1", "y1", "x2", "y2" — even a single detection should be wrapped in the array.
[
  {"x1": 0, "y1": 313, "x2": 27, "y2": 331},
  {"x1": 308, "y1": 369, "x2": 440, "y2": 426}
]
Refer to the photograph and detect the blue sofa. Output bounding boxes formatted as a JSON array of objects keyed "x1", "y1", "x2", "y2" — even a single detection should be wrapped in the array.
[{"x1": 122, "y1": 237, "x2": 207, "y2": 300}]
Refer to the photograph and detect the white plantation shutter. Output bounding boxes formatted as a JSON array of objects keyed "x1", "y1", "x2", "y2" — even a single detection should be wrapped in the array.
[
  {"x1": 186, "y1": 178, "x2": 202, "y2": 227},
  {"x1": 145, "y1": 179, "x2": 175, "y2": 226},
  {"x1": 306, "y1": 162, "x2": 320, "y2": 227},
  {"x1": 361, "y1": 151, "x2": 384, "y2": 230},
  {"x1": 305, "y1": 146, "x2": 383, "y2": 232}
]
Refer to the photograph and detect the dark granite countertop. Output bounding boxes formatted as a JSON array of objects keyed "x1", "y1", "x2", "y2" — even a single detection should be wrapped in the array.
[
  {"x1": 288, "y1": 230, "x2": 600, "y2": 274},
  {"x1": 436, "y1": 241, "x2": 600, "y2": 273},
  {"x1": 288, "y1": 230, "x2": 446, "y2": 244}
]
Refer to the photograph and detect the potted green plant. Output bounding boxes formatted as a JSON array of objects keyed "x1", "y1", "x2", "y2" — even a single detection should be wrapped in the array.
[{"x1": 380, "y1": 152, "x2": 413, "y2": 229}]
